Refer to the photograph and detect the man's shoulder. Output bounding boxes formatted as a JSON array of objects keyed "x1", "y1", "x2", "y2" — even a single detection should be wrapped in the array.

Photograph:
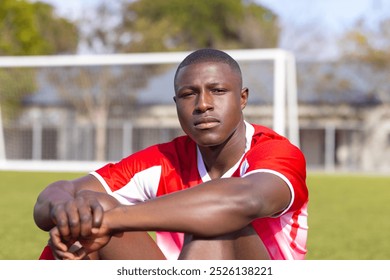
[
  {"x1": 140, "y1": 135, "x2": 197, "y2": 173},
  {"x1": 157, "y1": 134, "x2": 195, "y2": 151},
  {"x1": 249, "y1": 123, "x2": 305, "y2": 161},
  {"x1": 118, "y1": 135, "x2": 196, "y2": 172},
  {"x1": 134, "y1": 135, "x2": 196, "y2": 162},
  {"x1": 250, "y1": 123, "x2": 287, "y2": 140}
]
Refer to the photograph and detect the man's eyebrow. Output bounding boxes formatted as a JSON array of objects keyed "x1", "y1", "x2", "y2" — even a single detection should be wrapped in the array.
[
  {"x1": 207, "y1": 82, "x2": 224, "y2": 87},
  {"x1": 177, "y1": 85, "x2": 198, "y2": 91}
]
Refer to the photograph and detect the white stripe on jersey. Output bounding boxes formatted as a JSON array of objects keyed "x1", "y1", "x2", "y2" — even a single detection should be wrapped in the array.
[
  {"x1": 91, "y1": 165, "x2": 162, "y2": 205},
  {"x1": 242, "y1": 168, "x2": 295, "y2": 217}
]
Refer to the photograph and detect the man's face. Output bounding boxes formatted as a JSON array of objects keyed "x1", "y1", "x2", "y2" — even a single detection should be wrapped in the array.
[{"x1": 174, "y1": 61, "x2": 248, "y2": 147}]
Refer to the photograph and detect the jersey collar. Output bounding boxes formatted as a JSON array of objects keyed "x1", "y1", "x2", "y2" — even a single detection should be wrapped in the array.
[{"x1": 197, "y1": 121, "x2": 254, "y2": 182}]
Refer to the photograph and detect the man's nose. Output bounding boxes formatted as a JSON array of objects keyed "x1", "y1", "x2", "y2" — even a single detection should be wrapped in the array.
[{"x1": 195, "y1": 91, "x2": 213, "y2": 112}]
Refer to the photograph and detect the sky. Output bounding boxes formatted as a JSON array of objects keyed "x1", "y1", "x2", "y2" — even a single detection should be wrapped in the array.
[
  {"x1": 260, "y1": 0, "x2": 390, "y2": 31},
  {"x1": 31, "y1": 0, "x2": 390, "y2": 59}
]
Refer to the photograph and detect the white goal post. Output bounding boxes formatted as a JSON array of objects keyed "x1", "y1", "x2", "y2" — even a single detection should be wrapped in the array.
[{"x1": 0, "y1": 48, "x2": 299, "y2": 169}]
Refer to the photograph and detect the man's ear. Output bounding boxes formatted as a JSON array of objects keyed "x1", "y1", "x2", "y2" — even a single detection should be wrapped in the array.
[{"x1": 240, "y1": 87, "x2": 249, "y2": 110}]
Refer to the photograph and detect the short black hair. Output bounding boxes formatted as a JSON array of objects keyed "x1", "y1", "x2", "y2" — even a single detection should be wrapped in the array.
[{"x1": 174, "y1": 48, "x2": 242, "y2": 91}]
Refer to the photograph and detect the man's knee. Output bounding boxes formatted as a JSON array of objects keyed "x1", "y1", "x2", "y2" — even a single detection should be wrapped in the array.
[
  {"x1": 179, "y1": 225, "x2": 270, "y2": 260},
  {"x1": 232, "y1": 225, "x2": 270, "y2": 260},
  {"x1": 98, "y1": 231, "x2": 166, "y2": 260}
]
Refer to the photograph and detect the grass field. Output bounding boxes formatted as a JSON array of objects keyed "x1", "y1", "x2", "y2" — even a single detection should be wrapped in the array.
[{"x1": 0, "y1": 170, "x2": 389, "y2": 260}]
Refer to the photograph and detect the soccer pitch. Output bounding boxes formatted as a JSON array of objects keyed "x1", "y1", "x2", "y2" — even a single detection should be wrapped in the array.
[{"x1": 0, "y1": 170, "x2": 389, "y2": 260}]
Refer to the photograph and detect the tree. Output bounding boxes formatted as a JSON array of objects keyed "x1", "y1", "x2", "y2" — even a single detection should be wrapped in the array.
[
  {"x1": 47, "y1": 65, "x2": 146, "y2": 161},
  {"x1": 0, "y1": 0, "x2": 78, "y2": 55},
  {"x1": 290, "y1": 17, "x2": 390, "y2": 105},
  {"x1": 0, "y1": 0, "x2": 79, "y2": 119},
  {"x1": 83, "y1": 0, "x2": 280, "y2": 53},
  {"x1": 336, "y1": 18, "x2": 390, "y2": 171},
  {"x1": 55, "y1": 0, "x2": 280, "y2": 161},
  {"x1": 338, "y1": 18, "x2": 390, "y2": 103},
  {"x1": 340, "y1": 18, "x2": 390, "y2": 69}
]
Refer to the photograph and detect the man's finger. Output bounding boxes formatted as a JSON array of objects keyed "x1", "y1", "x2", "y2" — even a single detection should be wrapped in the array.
[
  {"x1": 90, "y1": 199, "x2": 104, "y2": 228},
  {"x1": 71, "y1": 246, "x2": 88, "y2": 260},
  {"x1": 49, "y1": 227, "x2": 68, "y2": 252}
]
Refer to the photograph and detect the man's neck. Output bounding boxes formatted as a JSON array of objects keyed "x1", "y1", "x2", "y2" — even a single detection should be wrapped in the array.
[{"x1": 198, "y1": 121, "x2": 247, "y2": 179}]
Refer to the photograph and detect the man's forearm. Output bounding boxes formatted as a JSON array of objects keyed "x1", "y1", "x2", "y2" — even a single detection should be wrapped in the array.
[{"x1": 105, "y1": 177, "x2": 258, "y2": 237}]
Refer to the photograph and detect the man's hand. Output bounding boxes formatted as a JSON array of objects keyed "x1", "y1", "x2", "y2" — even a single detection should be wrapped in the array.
[
  {"x1": 49, "y1": 225, "x2": 113, "y2": 260},
  {"x1": 48, "y1": 190, "x2": 121, "y2": 259},
  {"x1": 49, "y1": 194, "x2": 105, "y2": 243}
]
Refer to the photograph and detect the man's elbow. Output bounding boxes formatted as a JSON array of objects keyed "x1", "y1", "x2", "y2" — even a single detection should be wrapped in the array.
[{"x1": 33, "y1": 204, "x2": 53, "y2": 232}]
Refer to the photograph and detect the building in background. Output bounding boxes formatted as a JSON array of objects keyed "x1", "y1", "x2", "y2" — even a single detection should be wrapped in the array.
[{"x1": 2, "y1": 59, "x2": 390, "y2": 173}]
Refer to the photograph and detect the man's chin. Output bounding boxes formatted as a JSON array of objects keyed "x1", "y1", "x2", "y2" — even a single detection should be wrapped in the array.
[{"x1": 194, "y1": 137, "x2": 225, "y2": 148}]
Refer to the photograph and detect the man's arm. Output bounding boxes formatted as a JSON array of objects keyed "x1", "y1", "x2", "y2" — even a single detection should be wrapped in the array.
[
  {"x1": 49, "y1": 171, "x2": 291, "y2": 259},
  {"x1": 104, "y1": 171, "x2": 291, "y2": 237},
  {"x1": 33, "y1": 174, "x2": 108, "y2": 232}
]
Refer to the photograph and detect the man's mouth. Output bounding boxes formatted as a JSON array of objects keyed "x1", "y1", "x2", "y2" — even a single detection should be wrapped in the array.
[{"x1": 194, "y1": 117, "x2": 220, "y2": 129}]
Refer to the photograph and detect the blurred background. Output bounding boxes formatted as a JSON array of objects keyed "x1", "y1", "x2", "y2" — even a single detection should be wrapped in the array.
[
  {"x1": 1, "y1": 0, "x2": 390, "y2": 261},
  {"x1": 1, "y1": 0, "x2": 390, "y2": 173}
]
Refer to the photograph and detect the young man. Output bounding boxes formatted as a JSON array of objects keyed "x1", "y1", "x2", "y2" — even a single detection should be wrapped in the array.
[{"x1": 34, "y1": 48, "x2": 308, "y2": 260}]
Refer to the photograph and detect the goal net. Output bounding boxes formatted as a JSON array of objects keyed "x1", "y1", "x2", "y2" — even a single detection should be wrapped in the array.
[{"x1": 0, "y1": 49, "x2": 299, "y2": 171}]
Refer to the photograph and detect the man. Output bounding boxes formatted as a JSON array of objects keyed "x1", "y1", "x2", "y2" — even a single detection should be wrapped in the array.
[{"x1": 34, "y1": 48, "x2": 308, "y2": 260}]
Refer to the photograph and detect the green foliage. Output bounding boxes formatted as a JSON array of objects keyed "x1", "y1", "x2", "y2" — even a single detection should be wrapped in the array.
[
  {"x1": 0, "y1": 0, "x2": 79, "y2": 120},
  {"x1": 0, "y1": 68, "x2": 37, "y2": 121},
  {"x1": 1, "y1": 171, "x2": 390, "y2": 260},
  {"x1": 0, "y1": 0, "x2": 78, "y2": 55},
  {"x1": 103, "y1": 0, "x2": 279, "y2": 52},
  {"x1": 340, "y1": 19, "x2": 390, "y2": 69}
]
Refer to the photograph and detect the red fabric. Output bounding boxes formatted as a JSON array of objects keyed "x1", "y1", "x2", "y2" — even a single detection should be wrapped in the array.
[
  {"x1": 94, "y1": 123, "x2": 309, "y2": 259},
  {"x1": 39, "y1": 245, "x2": 55, "y2": 260}
]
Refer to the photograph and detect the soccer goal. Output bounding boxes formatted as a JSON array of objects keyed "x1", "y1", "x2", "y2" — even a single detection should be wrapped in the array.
[{"x1": 0, "y1": 49, "x2": 299, "y2": 171}]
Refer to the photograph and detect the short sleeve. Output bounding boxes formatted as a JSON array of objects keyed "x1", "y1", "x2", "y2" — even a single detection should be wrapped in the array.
[
  {"x1": 244, "y1": 136, "x2": 308, "y2": 212},
  {"x1": 90, "y1": 146, "x2": 163, "y2": 204}
]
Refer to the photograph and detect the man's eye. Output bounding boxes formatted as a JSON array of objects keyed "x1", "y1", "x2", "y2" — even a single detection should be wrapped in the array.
[
  {"x1": 179, "y1": 92, "x2": 195, "y2": 98},
  {"x1": 212, "y1": 88, "x2": 226, "y2": 94}
]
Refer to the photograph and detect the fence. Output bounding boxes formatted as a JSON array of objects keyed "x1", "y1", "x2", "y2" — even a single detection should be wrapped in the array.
[{"x1": 3, "y1": 122, "x2": 184, "y2": 161}]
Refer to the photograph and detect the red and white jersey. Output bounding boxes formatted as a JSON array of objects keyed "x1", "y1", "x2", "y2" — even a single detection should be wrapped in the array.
[{"x1": 91, "y1": 121, "x2": 308, "y2": 260}]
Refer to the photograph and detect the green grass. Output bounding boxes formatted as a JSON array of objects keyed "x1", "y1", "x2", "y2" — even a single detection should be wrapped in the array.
[
  {"x1": 306, "y1": 173, "x2": 390, "y2": 260},
  {"x1": 1, "y1": 170, "x2": 389, "y2": 260},
  {"x1": 0, "y1": 171, "x2": 84, "y2": 260}
]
